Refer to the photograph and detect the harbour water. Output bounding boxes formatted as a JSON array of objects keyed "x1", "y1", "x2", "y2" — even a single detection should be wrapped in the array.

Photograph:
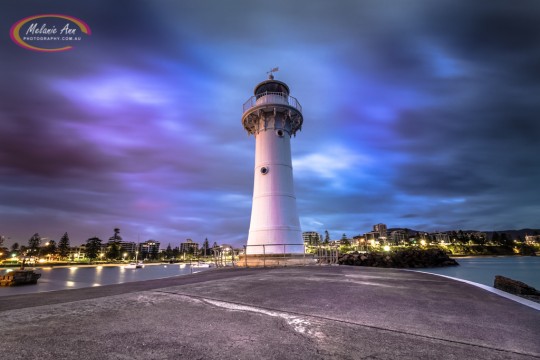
[
  {"x1": 2, "y1": 257, "x2": 539, "y2": 297},
  {"x1": 0, "y1": 263, "x2": 211, "y2": 297},
  {"x1": 418, "y1": 256, "x2": 540, "y2": 289}
]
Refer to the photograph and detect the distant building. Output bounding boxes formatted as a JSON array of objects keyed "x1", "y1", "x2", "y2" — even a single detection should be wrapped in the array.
[
  {"x1": 107, "y1": 240, "x2": 136, "y2": 254},
  {"x1": 464, "y1": 232, "x2": 487, "y2": 242},
  {"x1": 373, "y1": 224, "x2": 388, "y2": 243},
  {"x1": 525, "y1": 235, "x2": 540, "y2": 244},
  {"x1": 69, "y1": 245, "x2": 87, "y2": 260},
  {"x1": 328, "y1": 239, "x2": 342, "y2": 247},
  {"x1": 139, "y1": 240, "x2": 160, "y2": 260},
  {"x1": 433, "y1": 232, "x2": 450, "y2": 243},
  {"x1": 390, "y1": 230, "x2": 407, "y2": 245},
  {"x1": 302, "y1": 231, "x2": 322, "y2": 246},
  {"x1": 106, "y1": 228, "x2": 136, "y2": 256},
  {"x1": 364, "y1": 231, "x2": 380, "y2": 242},
  {"x1": 180, "y1": 239, "x2": 199, "y2": 254},
  {"x1": 352, "y1": 235, "x2": 366, "y2": 247}
]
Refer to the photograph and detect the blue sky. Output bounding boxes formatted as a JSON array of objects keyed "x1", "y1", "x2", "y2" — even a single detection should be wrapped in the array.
[{"x1": 1, "y1": 0, "x2": 539, "y2": 248}]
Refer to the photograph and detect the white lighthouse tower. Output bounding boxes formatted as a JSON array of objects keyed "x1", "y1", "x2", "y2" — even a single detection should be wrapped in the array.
[{"x1": 242, "y1": 71, "x2": 304, "y2": 256}]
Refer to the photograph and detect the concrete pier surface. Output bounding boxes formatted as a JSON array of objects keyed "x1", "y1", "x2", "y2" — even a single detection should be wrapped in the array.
[{"x1": 1, "y1": 266, "x2": 539, "y2": 359}]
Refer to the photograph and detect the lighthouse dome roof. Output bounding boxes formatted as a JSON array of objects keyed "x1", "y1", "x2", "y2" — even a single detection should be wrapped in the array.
[{"x1": 254, "y1": 79, "x2": 290, "y2": 96}]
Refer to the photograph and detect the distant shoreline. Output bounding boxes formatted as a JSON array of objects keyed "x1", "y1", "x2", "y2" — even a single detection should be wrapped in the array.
[{"x1": 0, "y1": 262, "x2": 195, "y2": 271}]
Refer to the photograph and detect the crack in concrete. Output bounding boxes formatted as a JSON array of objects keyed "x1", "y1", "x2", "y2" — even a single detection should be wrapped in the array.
[
  {"x1": 154, "y1": 290, "x2": 540, "y2": 359},
  {"x1": 155, "y1": 290, "x2": 325, "y2": 340}
]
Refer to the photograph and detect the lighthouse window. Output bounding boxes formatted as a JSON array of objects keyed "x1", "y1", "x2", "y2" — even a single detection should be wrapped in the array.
[
  {"x1": 260, "y1": 167, "x2": 269, "y2": 175},
  {"x1": 276, "y1": 129, "x2": 284, "y2": 137}
]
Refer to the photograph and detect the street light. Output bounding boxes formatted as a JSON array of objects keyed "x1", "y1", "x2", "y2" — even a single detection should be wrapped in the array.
[{"x1": 123, "y1": 252, "x2": 127, "y2": 261}]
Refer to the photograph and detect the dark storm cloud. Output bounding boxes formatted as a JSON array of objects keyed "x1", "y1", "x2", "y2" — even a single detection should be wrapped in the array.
[
  {"x1": 425, "y1": 2, "x2": 540, "y2": 58},
  {"x1": 0, "y1": 115, "x2": 112, "y2": 177}
]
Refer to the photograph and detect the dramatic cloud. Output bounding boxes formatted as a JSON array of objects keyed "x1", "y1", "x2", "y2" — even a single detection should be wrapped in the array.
[{"x1": 1, "y1": 0, "x2": 539, "y2": 248}]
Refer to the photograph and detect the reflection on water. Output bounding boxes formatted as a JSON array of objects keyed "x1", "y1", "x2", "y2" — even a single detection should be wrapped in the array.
[
  {"x1": 419, "y1": 256, "x2": 540, "y2": 289},
  {"x1": 0, "y1": 264, "x2": 210, "y2": 297}
]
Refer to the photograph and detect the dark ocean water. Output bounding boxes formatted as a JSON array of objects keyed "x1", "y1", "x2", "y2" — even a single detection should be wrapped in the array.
[
  {"x1": 2, "y1": 257, "x2": 538, "y2": 298},
  {"x1": 418, "y1": 256, "x2": 540, "y2": 289},
  {"x1": 0, "y1": 263, "x2": 210, "y2": 297}
]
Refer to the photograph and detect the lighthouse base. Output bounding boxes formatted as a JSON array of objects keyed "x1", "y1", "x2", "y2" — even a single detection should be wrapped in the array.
[{"x1": 237, "y1": 254, "x2": 315, "y2": 267}]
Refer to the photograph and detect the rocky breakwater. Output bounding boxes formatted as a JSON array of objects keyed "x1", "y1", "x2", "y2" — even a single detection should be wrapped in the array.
[
  {"x1": 338, "y1": 248, "x2": 459, "y2": 268},
  {"x1": 494, "y1": 275, "x2": 540, "y2": 303}
]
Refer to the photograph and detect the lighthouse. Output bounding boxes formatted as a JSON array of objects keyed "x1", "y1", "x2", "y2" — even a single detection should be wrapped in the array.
[{"x1": 242, "y1": 71, "x2": 304, "y2": 256}]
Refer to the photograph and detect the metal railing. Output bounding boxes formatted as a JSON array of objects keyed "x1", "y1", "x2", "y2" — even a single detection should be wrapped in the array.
[
  {"x1": 242, "y1": 243, "x2": 307, "y2": 267},
  {"x1": 203, "y1": 244, "x2": 341, "y2": 268},
  {"x1": 212, "y1": 247, "x2": 236, "y2": 268},
  {"x1": 315, "y1": 247, "x2": 340, "y2": 265},
  {"x1": 242, "y1": 92, "x2": 302, "y2": 114}
]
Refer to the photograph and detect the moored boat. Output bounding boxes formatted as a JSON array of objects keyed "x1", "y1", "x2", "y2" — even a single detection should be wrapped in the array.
[
  {"x1": 0, "y1": 269, "x2": 41, "y2": 286},
  {"x1": 124, "y1": 261, "x2": 143, "y2": 269}
]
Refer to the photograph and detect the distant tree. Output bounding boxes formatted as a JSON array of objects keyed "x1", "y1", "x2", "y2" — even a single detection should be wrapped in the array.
[
  {"x1": 172, "y1": 246, "x2": 180, "y2": 259},
  {"x1": 0, "y1": 235, "x2": 4, "y2": 248},
  {"x1": 478, "y1": 233, "x2": 486, "y2": 245},
  {"x1": 450, "y1": 231, "x2": 458, "y2": 244},
  {"x1": 58, "y1": 232, "x2": 70, "y2": 259},
  {"x1": 109, "y1": 228, "x2": 122, "y2": 242},
  {"x1": 500, "y1": 233, "x2": 513, "y2": 247},
  {"x1": 11, "y1": 242, "x2": 19, "y2": 253},
  {"x1": 28, "y1": 233, "x2": 41, "y2": 256},
  {"x1": 164, "y1": 243, "x2": 173, "y2": 259},
  {"x1": 340, "y1": 233, "x2": 350, "y2": 246},
  {"x1": 86, "y1": 236, "x2": 102, "y2": 260},
  {"x1": 106, "y1": 241, "x2": 122, "y2": 260},
  {"x1": 212, "y1": 242, "x2": 219, "y2": 249},
  {"x1": 491, "y1": 232, "x2": 500, "y2": 245},
  {"x1": 202, "y1": 238, "x2": 210, "y2": 256},
  {"x1": 186, "y1": 244, "x2": 196, "y2": 255},
  {"x1": 324, "y1": 230, "x2": 330, "y2": 245},
  {"x1": 150, "y1": 242, "x2": 159, "y2": 260},
  {"x1": 457, "y1": 230, "x2": 465, "y2": 243},
  {"x1": 44, "y1": 240, "x2": 57, "y2": 256}
]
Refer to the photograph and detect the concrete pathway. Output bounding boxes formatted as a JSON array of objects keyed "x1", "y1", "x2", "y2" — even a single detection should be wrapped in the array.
[{"x1": 0, "y1": 266, "x2": 539, "y2": 359}]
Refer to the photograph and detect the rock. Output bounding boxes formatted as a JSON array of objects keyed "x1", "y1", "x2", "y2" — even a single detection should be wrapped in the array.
[
  {"x1": 337, "y1": 248, "x2": 459, "y2": 268},
  {"x1": 494, "y1": 275, "x2": 540, "y2": 296}
]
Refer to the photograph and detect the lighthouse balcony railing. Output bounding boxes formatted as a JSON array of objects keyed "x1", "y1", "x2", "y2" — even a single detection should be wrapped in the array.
[{"x1": 243, "y1": 92, "x2": 302, "y2": 114}]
